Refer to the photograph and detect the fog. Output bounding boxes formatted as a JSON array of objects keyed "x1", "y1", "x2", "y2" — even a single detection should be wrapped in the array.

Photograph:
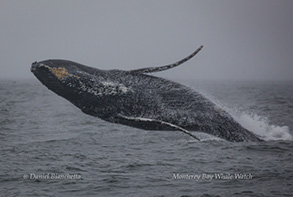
[{"x1": 0, "y1": 0, "x2": 292, "y2": 81}]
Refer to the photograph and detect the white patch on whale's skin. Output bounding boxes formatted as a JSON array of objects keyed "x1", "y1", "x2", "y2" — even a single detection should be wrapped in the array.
[
  {"x1": 101, "y1": 81, "x2": 129, "y2": 94},
  {"x1": 117, "y1": 115, "x2": 200, "y2": 141},
  {"x1": 76, "y1": 80, "x2": 131, "y2": 96}
]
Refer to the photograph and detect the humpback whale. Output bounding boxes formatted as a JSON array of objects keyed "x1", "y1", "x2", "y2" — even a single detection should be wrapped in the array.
[{"x1": 31, "y1": 46, "x2": 262, "y2": 142}]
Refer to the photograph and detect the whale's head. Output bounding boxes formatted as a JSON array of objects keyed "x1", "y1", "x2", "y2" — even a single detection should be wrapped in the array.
[
  {"x1": 31, "y1": 59, "x2": 130, "y2": 117},
  {"x1": 31, "y1": 59, "x2": 93, "y2": 109}
]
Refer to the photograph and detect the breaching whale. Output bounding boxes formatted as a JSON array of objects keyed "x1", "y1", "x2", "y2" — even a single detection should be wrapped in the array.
[{"x1": 31, "y1": 46, "x2": 262, "y2": 142}]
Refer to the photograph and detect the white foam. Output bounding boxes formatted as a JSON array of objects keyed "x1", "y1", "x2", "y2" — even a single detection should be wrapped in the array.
[
  {"x1": 194, "y1": 132, "x2": 224, "y2": 141},
  {"x1": 199, "y1": 90, "x2": 292, "y2": 142},
  {"x1": 225, "y1": 109, "x2": 292, "y2": 141}
]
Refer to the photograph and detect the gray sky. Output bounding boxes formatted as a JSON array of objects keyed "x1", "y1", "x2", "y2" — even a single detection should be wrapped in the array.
[{"x1": 1, "y1": 0, "x2": 292, "y2": 81}]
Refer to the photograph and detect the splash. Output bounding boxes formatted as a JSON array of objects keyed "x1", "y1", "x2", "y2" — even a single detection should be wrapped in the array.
[
  {"x1": 200, "y1": 90, "x2": 293, "y2": 142},
  {"x1": 226, "y1": 109, "x2": 292, "y2": 141},
  {"x1": 235, "y1": 112, "x2": 292, "y2": 141}
]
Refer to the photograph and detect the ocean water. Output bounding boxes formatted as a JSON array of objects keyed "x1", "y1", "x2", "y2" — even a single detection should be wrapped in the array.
[{"x1": 0, "y1": 79, "x2": 292, "y2": 197}]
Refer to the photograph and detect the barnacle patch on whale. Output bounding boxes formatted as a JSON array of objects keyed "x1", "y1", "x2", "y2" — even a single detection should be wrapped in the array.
[{"x1": 49, "y1": 67, "x2": 80, "y2": 80}]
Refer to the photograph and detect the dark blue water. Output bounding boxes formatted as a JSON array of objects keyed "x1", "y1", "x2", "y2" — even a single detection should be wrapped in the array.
[{"x1": 1, "y1": 79, "x2": 292, "y2": 196}]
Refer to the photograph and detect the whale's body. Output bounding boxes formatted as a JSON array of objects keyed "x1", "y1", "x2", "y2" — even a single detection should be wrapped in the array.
[{"x1": 31, "y1": 46, "x2": 262, "y2": 142}]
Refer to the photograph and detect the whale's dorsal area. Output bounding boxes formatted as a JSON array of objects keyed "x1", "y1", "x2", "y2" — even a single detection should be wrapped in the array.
[{"x1": 128, "y1": 45, "x2": 203, "y2": 74}]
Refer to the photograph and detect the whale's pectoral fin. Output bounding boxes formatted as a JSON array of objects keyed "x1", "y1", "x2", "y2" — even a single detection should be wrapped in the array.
[
  {"x1": 116, "y1": 115, "x2": 200, "y2": 141},
  {"x1": 128, "y1": 45, "x2": 203, "y2": 74}
]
